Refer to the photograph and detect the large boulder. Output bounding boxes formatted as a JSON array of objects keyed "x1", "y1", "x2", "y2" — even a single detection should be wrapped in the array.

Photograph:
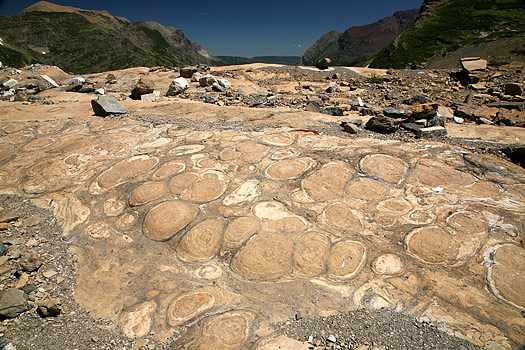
[
  {"x1": 365, "y1": 116, "x2": 398, "y2": 134},
  {"x1": 461, "y1": 57, "x2": 487, "y2": 73},
  {"x1": 504, "y1": 83, "x2": 523, "y2": 96},
  {"x1": 180, "y1": 67, "x2": 198, "y2": 78},
  {"x1": 199, "y1": 75, "x2": 218, "y2": 87},
  {"x1": 166, "y1": 77, "x2": 189, "y2": 96},
  {"x1": 36, "y1": 75, "x2": 59, "y2": 92},
  {"x1": 316, "y1": 57, "x2": 331, "y2": 69},
  {"x1": 130, "y1": 77, "x2": 155, "y2": 100},
  {"x1": 91, "y1": 95, "x2": 127, "y2": 116},
  {"x1": 1, "y1": 79, "x2": 18, "y2": 91}
]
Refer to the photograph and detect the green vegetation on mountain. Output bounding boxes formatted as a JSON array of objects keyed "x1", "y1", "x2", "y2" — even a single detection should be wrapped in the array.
[
  {"x1": 0, "y1": 2, "x2": 209, "y2": 73},
  {"x1": 370, "y1": 0, "x2": 525, "y2": 68}
]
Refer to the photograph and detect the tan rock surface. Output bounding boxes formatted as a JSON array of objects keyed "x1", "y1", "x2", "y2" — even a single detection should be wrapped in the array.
[{"x1": 1, "y1": 64, "x2": 524, "y2": 349}]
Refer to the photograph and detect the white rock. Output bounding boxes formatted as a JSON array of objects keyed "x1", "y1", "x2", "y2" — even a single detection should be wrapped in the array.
[
  {"x1": 190, "y1": 72, "x2": 203, "y2": 82},
  {"x1": 166, "y1": 77, "x2": 189, "y2": 96},
  {"x1": 39, "y1": 75, "x2": 59, "y2": 88},
  {"x1": 141, "y1": 90, "x2": 160, "y2": 102},
  {"x1": 95, "y1": 88, "x2": 105, "y2": 95},
  {"x1": 453, "y1": 116, "x2": 464, "y2": 124},
  {"x1": 217, "y1": 78, "x2": 232, "y2": 90},
  {"x1": 357, "y1": 96, "x2": 364, "y2": 107},
  {"x1": 69, "y1": 77, "x2": 85, "y2": 85},
  {"x1": 2, "y1": 79, "x2": 18, "y2": 89}
]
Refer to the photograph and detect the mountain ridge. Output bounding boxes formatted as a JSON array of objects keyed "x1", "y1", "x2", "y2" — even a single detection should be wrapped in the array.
[
  {"x1": 0, "y1": 1, "x2": 210, "y2": 73},
  {"x1": 300, "y1": 9, "x2": 419, "y2": 67}
]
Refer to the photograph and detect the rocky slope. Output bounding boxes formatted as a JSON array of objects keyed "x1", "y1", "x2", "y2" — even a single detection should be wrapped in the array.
[
  {"x1": 370, "y1": 0, "x2": 525, "y2": 69},
  {"x1": 300, "y1": 9, "x2": 419, "y2": 67},
  {"x1": 0, "y1": 1, "x2": 210, "y2": 73}
]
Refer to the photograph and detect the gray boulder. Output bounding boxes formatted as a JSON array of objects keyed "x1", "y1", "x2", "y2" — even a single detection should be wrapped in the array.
[
  {"x1": 37, "y1": 298, "x2": 62, "y2": 317},
  {"x1": 166, "y1": 77, "x2": 189, "y2": 96},
  {"x1": 91, "y1": 95, "x2": 126, "y2": 116},
  {"x1": 217, "y1": 79, "x2": 232, "y2": 90},
  {"x1": 326, "y1": 82, "x2": 340, "y2": 93},
  {"x1": 191, "y1": 72, "x2": 203, "y2": 82},
  {"x1": 0, "y1": 288, "x2": 27, "y2": 318},
  {"x1": 141, "y1": 90, "x2": 160, "y2": 102}
]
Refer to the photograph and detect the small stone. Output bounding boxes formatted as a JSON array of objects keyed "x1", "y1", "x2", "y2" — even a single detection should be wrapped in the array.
[
  {"x1": 477, "y1": 117, "x2": 493, "y2": 125},
  {"x1": 0, "y1": 223, "x2": 7, "y2": 231},
  {"x1": 341, "y1": 122, "x2": 358, "y2": 134},
  {"x1": 212, "y1": 83, "x2": 226, "y2": 92},
  {"x1": 326, "y1": 82, "x2": 340, "y2": 93},
  {"x1": 0, "y1": 256, "x2": 8, "y2": 265},
  {"x1": 19, "y1": 253, "x2": 42, "y2": 272},
  {"x1": 0, "y1": 288, "x2": 27, "y2": 318},
  {"x1": 91, "y1": 95, "x2": 126, "y2": 116},
  {"x1": 504, "y1": 83, "x2": 522, "y2": 96},
  {"x1": 402, "y1": 95, "x2": 427, "y2": 105},
  {"x1": 327, "y1": 335, "x2": 337, "y2": 343},
  {"x1": 15, "y1": 273, "x2": 29, "y2": 289},
  {"x1": 205, "y1": 96, "x2": 218, "y2": 104},
  {"x1": 453, "y1": 116, "x2": 464, "y2": 124},
  {"x1": 140, "y1": 90, "x2": 160, "y2": 102},
  {"x1": 94, "y1": 88, "x2": 105, "y2": 95},
  {"x1": 106, "y1": 73, "x2": 117, "y2": 83},
  {"x1": 37, "y1": 298, "x2": 61, "y2": 317},
  {"x1": 166, "y1": 77, "x2": 189, "y2": 96},
  {"x1": 416, "y1": 126, "x2": 447, "y2": 138},
  {"x1": 25, "y1": 238, "x2": 38, "y2": 247},
  {"x1": 42, "y1": 270, "x2": 57, "y2": 278}
]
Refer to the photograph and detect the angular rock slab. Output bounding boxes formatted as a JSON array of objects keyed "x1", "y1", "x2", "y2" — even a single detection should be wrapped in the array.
[{"x1": 91, "y1": 95, "x2": 127, "y2": 117}]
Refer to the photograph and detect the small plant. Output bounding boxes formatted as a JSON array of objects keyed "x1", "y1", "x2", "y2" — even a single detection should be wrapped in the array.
[{"x1": 367, "y1": 74, "x2": 385, "y2": 84}]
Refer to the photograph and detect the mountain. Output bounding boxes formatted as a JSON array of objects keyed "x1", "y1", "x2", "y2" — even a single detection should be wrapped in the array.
[
  {"x1": 210, "y1": 56, "x2": 301, "y2": 66},
  {"x1": 370, "y1": 0, "x2": 525, "y2": 69},
  {"x1": 300, "y1": 9, "x2": 419, "y2": 67},
  {"x1": 0, "y1": 1, "x2": 210, "y2": 73}
]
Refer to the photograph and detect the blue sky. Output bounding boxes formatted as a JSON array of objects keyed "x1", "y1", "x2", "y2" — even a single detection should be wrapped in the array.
[{"x1": 0, "y1": 0, "x2": 424, "y2": 57}]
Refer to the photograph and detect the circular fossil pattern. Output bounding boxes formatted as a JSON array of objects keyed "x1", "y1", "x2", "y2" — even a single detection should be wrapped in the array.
[
  {"x1": 168, "y1": 172, "x2": 198, "y2": 194},
  {"x1": 486, "y1": 244, "x2": 525, "y2": 310},
  {"x1": 23, "y1": 137, "x2": 57, "y2": 152},
  {"x1": 371, "y1": 253, "x2": 405, "y2": 276},
  {"x1": 169, "y1": 144, "x2": 205, "y2": 155},
  {"x1": 142, "y1": 201, "x2": 199, "y2": 241},
  {"x1": 119, "y1": 301, "x2": 157, "y2": 338},
  {"x1": 115, "y1": 212, "x2": 137, "y2": 231},
  {"x1": 232, "y1": 233, "x2": 294, "y2": 281},
  {"x1": 181, "y1": 176, "x2": 227, "y2": 203},
  {"x1": 326, "y1": 240, "x2": 367, "y2": 281},
  {"x1": 410, "y1": 159, "x2": 477, "y2": 189},
  {"x1": 376, "y1": 197, "x2": 412, "y2": 215},
  {"x1": 302, "y1": 162, "x2": 352, "y2": 201},
  {"x1": 151, "y1": 160, "x2": 186, "y2": 180},
  {"x1": 264, "y1": 158, "x2": 314, "y2": 180},
  {"x1": 167, "y1": 291, "x2": 216, "y2": 326},
  {"x1": 103, "y1": 198, "x2": 125, "y2": 216},
  {"x1": 405, "y1": 226, "x2": 454, "y2": 265},
  {"x1": 94, "y1": 155, "x2": 158, "y2": 194},
  {"x1": 293, "y1": 232, "x2": 330, "y2": 277},
  {"x1": 320, "y1": 202, "x2": 362, "y2": 234},
  {"x1": 261, "y1": 133, "x2": 295, "y2": 146},
  {"x1": 223, "y1": 180, "x2": 260, "y2": 206},
  {"x1": 359, "y1": 154, "x2": 407, "y2": 184},
  {"x1": 221, "y1": 216, "x2": 261, "y2": 255},
  {"x1": 129, "y1": 181, "x2": 166, "y2": 206},
  {"x1": 345, "y1": 177, "x2": 389, "y2": 200},
  {"x1": 236, "y1": 141, "x2": 269, "y2": 163},
  {"x1": 177, "y1": 311, "x2": 254, "y2": 350},
  {"x1": 177, "y1": 219, "x2": 224, "y2": 262},
  {"x1": 0, "y1": 143, "x2": 14, "y2": 162}
]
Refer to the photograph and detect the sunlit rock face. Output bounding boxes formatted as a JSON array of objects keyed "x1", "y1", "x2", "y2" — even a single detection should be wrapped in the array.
[{"x1": 2, "y1": 117, "x2": 524, "y2": 349}]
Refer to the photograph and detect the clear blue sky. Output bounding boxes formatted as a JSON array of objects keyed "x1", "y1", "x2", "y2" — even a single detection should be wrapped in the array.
[{"x1": 0, "y1": 0, "x2": 424, "y2": 57}]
